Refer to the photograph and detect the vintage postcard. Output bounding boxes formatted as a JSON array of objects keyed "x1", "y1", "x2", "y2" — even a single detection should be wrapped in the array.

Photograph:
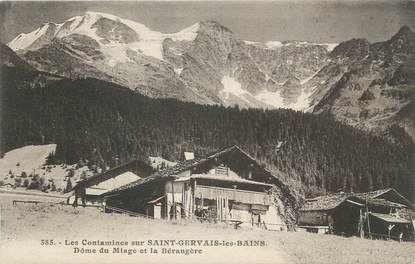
[{"x1": 0, "y1": 1, "x2": 414, "y2": 263}]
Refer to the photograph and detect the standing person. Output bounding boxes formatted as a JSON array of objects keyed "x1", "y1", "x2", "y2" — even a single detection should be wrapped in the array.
[{"x1": 73, "y1": 187, "x2": 87, "y2": 208}]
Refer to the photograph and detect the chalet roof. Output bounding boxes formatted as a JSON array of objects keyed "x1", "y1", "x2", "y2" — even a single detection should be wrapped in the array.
[
  {"x1": 397, "y1": 208, "x2": 415, "y2": 221},
  {"x1": 300, "y1": 193, "x2": 351, "y2": 211},
  {"x1": 154, "y1": 145, "x2": 271, "y2": 178},
  {"x1": 300, "y1": 188, "x2": 410, "y2": 211},
  {"x1": 355, "y1": 188, "x2": 413, "y2": 208},
  {"x1": 365, "y1": 198, "x2": 406, "y2": 208},
  {"x1": 71, "y1": 159, "x2": 153, "y2": 191},
  {"x1": 354, "y1": 188, "x2": 393, "y2": 199},
  {"x1": 101, "y1": 173, "x2": 172, "y2": 197},
  {"x1": 100, "y1": 145, "x2": 284, "y2": 197},
  {"x1": 369, "y1": 212, "x2": 411, "y2": 224},
  {"x1": 187, "y1": 174, "x2": 274, "y2": 187}
]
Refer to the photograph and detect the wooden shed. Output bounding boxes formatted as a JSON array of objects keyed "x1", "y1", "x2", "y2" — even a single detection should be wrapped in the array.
[{"x1": 299, "y1": 188, "x2": 415, "y2": 241}]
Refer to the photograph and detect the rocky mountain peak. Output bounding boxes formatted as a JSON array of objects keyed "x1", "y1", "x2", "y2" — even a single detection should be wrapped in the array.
[
  {"x1": 383, "y1": 25, "x2": 415, "y2": 55},
  {"x1": 330, "y1": 38, "x2": 371, "y2": 60},
  {"x1": 394, "y1": 25, "x2": 414, "y2": 38},
  {"x1": 199, "y1": 21, "x2": 233, "y2": 34},
  {"x1": 7, "y1": 11, "x2": 333, "y2": 111}
]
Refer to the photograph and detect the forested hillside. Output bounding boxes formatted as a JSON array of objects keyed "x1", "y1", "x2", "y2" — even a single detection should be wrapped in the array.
[{"x1": 1, "y1": 65, "x2": 414, "y2": 199}]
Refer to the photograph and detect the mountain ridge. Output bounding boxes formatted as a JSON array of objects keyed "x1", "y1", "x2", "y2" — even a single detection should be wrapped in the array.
[
  {"x1": 6, "y1": 12, "x2": 415, "y2": 142},
  {"x1": 308, "y1": 25, "x2": 415, "y2": 141},
  {"x1": 7, "y1": 11, "x2": 334, "y2": 110}
]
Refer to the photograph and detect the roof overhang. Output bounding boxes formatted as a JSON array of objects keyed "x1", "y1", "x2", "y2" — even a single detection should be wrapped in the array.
[
  {"x1": 369, "y1": 212, "x2": 411, "y2": 224},
  {"x1": 185, "y1": 174, "x2": 274, "y2": 187},
  {"x1": 147, "y1": 196, "x2": 165, "y2": 204}
]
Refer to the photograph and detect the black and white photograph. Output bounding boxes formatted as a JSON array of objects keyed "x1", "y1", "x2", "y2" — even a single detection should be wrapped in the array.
[{"x1": 0, "y1": 0, "x2": 414, "y2": 263}]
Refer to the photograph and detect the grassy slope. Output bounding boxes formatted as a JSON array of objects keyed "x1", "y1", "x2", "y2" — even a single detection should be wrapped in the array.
[
  {"x1": 275, "y1": 231, "x2": 415, "y2": 264},
  {"x1": 0, "y1": 193, "x2": 414, "y2": 264},
  {"x1": 0, "y1": 144, "x2": 94, "y2": 191}
]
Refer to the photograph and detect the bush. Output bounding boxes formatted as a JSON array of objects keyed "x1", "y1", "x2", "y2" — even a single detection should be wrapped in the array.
[
  {"x1": 67, "y1": 169, "x2": 75, "y2": 178},
  {"x1": 0, "y1": 180, "x2": 4, "y2": 187},
  {"x1": 80, "y1": 171, "x2": 87, "y2": 180},
  {"x1": 27, "y1": 175, "x2": 40, "y2": 190},
  {"x1": 27, "y1": 180, "x2": 40, "y2": 190},
  {"x1": 39, "y1": 176, "x2": 47, "y2": 190},
  {"x1": 21, "y1": 171, "x2": 27, "y2": 178},
  {"x1": 50, "y1": 182, "x2": 57, "y2": 192},
  {"x1": 14, "y1": 177, "x2": 22, "y2": 187},
  {"x1": 22, "y1": 179, "x2": 29, "y2": 187},
  {"x1": 45, "y1": 151, "x2": 56, "y2": 165}
]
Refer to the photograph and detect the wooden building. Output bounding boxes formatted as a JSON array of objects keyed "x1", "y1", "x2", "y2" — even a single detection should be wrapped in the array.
[
  {"x1": 100, "y1": 145, "x2": 295, "y2": 229},
  {"x1": 70, "y1": 159, "x2": 153, "y2": 202},
  {"x1": 299, "y1": 188, "x2": 415, "y2": 241}
]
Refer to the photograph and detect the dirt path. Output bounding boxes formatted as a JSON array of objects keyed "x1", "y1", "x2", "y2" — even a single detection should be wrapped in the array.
[{"x1": 0, "y1": 192, "x2": 293, "y2": 264}]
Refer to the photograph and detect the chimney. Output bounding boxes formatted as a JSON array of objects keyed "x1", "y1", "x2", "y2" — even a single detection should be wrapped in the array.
[{"x1": 184, "y1": 152, "x2": 195, "y2": 161}]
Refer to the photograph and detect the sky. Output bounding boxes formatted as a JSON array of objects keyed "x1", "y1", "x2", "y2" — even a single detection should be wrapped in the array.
[{"x1": 1, "y1": 1, "x2": 415, "y2": 44}]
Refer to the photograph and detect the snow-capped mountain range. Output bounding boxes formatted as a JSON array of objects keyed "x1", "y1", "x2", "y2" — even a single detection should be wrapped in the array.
[
  {"x1": 8, "y1": 11, "x2": 336, "y2": 110},
  {"x1": 6, "y1": 11, "x2": 415, "y2": 142}
]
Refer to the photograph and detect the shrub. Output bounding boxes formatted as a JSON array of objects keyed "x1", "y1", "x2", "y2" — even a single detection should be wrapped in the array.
[
  {"x1": 67, "y1": 169, "x2": 75, "y2": 178},
  {"x1": 39, "y1": 176, "x2": 46, "y2": 190},
  {"x1": 14, "y1": 177, "x2": 22, "y2": 187},
  {"x1": 80, "y1": 171, "x2": 87, "y2": 180},
  {"x1": 45, "y1": 151, "x2": 57, "y2": 165},
  {"x1": 27, "y1": 175, "x2": 40, "y2": 190},
  {"x1": 50, "y1": 182, "x2": 57, "y2": 192},
  {"x1": 22, "y1": 179, "x2": 29, "y2": 187},
  {"x1": 27, "y1": 180, "x2": 40, "y2": 190}
]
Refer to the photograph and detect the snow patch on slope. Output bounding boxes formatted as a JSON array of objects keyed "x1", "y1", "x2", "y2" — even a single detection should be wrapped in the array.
[
  {"x1": 248, "y1": 40, "x2": 338, "y2": 52},
  {"x1": 243, "y1": 40, "x2": 260, "y2": 45},
  {"x1": 220, "y1": 76, "x2": 311, "y2": 111},
  {"x1": 103, "y1": 45, "x2": 132, "y2": 66},
  {"x1": 265, "y1": 41, "x2": 284, "y2": 49},
  {"x1": 8, "y1": 24, "x2": 50, "y2": 50},
  {"x1": 220, "y1": 75, "x2": 247, "y2": 100},
  {"x1": 325, "y1": 43, "x2": 338, "y2": 52},
  {"x1": 170, "y1": 22, "x2": 200, "y2": 42},
  {"x1": 255, "y1": 89, "x2": 285, "y2": 108},
  {"x1": 174, "y1": 68, "x2": 183, "y2": 75}
]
